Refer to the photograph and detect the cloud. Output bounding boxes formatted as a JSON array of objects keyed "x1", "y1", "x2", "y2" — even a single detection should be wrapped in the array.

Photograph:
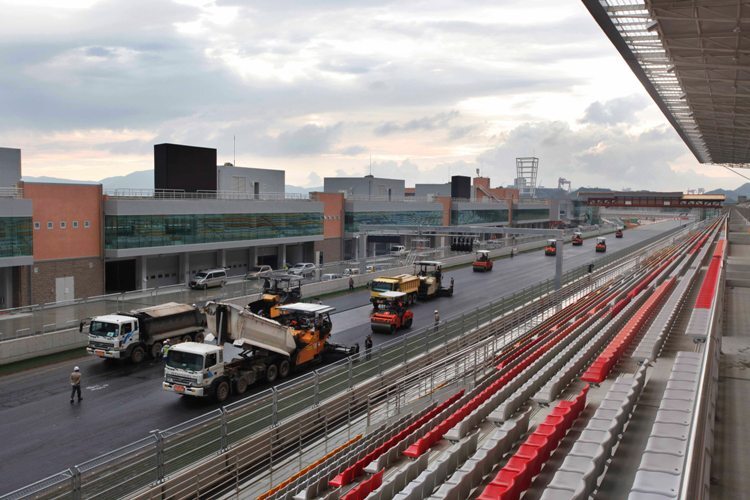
[
  {"x1": 338, "y1": 145, "x2": 368, "y2": 156},
  {"x1": 580, "y1": 95, "x2": 649, "y2": 125},
  {"x1": 263, "y1": 123, "x2": 343, "y2": 156},
  {"x1": 374, "y1": 111, "x2": 460, "y2": 136}
]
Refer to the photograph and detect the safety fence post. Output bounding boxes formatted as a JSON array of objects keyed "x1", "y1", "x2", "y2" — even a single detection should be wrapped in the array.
[
  {"x1": 314, "y1": 370, "x2": 320, "y2": 405},
  {"x1": 272, "y1": 388, "x2": 279, "y2": 426},
  {"x1": 220, "y1": 407, "x2": 229, "y2": 451},
  {"x1": 347, "y1": 357, "x2": 353, "y2": 390},
  {"x1": 71, "y1": 466, "x2": 82, "y2": 500},
  {"x1": 151, "y1": 430, "x2": 165, "y2": 483}
]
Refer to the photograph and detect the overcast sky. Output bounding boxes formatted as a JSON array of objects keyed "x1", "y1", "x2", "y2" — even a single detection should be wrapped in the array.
[{"x1": 0, "y1": 0, "x2": 743, "y2": 191}]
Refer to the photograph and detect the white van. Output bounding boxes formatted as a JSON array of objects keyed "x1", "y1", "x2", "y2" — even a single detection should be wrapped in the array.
[
  {"x1": 390, "y1": 245, "x2": 407, "y2": 256},
  {"x1": 189, "y1": 269, "x2": 227, "y2": 289}
]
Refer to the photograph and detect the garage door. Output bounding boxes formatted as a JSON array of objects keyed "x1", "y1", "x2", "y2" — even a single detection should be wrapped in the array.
[
  {"x1": 225, "y1": 249, "x2": 249, "y2": 277},
  {"x1": 146, "y1": 255, "x2": 180, "y2": 288}
]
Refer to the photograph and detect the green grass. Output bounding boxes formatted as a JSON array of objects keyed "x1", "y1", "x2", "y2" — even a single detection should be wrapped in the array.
[{"x1": 0, "y1": 347, "x2": 87, "y2": 378}]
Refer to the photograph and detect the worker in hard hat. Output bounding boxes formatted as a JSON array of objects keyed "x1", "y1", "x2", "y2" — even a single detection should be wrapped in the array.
[
  {"x1": 70, "y1": 366, "x2": 82, "y2": 404},
  {"x1": 161, "y1": 339, "x2": 171, "y2": 360}
]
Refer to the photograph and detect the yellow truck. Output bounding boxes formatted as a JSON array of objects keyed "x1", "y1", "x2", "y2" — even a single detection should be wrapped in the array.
[{"x1": 370, "y1": 274, "x2": 420, "y2": 305}]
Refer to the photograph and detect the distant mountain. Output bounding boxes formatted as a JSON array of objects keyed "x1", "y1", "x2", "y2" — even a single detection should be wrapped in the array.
[
  {"x1": 286, "y1": 185, "x2": 323, "y2": 194},
  {"x1": 22, "y1": 175, "x2": 97, "y2": 185},
  {"x1": 99, "y1": 170, "x2": 153, "y2": 191},
  {"x1": 23, "y1": 170, "x2": 322, "y2": 195},
  {"x1": 706, "y1": 182, "x2": 750, "y2": 203}
]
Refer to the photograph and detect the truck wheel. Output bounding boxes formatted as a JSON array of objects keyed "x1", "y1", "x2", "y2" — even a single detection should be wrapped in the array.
[
  {"x1": 266, "y1": 364, "x2": 279, "y2": 383},
  {"x1": 278, "y1": 359, "x2": 291, "y2": 378},
  {"x1": 194, "y1": 332, "x2": 205, "y2": 344},
  {"x1": 131, "y1": 346, "x2": 145, "y2": 364},
  {"x1": 150, "y1": 342, "x2": 163, "y2": 359},
  {"x1": 234, "y1": 377, "x2": 248, "y2": 395},
  {"x1": 405, "y1": 318, "x2": 413, "y2": 329},
  {"x1": 181, "y1": 335, "x2": 192, "y2": 344},
  {"x1": 390, "y1": 325, "x2": 396, "y2": 334},
  {"x1": 214, "y1": 380, "x2": 230, "y2": 403}
]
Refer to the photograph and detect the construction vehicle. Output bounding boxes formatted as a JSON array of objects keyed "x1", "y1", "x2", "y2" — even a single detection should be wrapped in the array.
[
  {"x1": 370, "y1": 274, "x2": 420, "y2": 305},
  {"x1": 544, "y1": 239, "x2": 557, "y2": 256},
  {"x1": 595, "y1": 237, "x2": 607, "y2": 253},
  {"x1": 472, "y1": 250, "x2": 493, "y2": 272},
  {"x1": 615, "y1": 228, "x2": 624, "y2": 238},
  {"x1": 246, "y1": 273, "x2": 302, "y2": 319},
  {"x1": 414, "y1": 261, "x2": 454, "y2": 299},
  {"x1": 572, "y1": 231, "x2": 583, "y2": 246},
  {"x1": 164, "y1": 302, "x2": 358, "y2": 402},
  {"x1": 82, "y1": 302, "x2": 206, "y2": 363},
  {"x1": 370, "y1": 291, "x2": 414, "y2": 333}
]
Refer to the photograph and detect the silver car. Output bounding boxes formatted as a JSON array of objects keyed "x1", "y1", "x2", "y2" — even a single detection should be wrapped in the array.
[
  {"x1": 245, "y1": 265, "x2": 273, "y2": 280},
  {"x1": 289, "y1": 263, "x2": 317, "y2": 277}
]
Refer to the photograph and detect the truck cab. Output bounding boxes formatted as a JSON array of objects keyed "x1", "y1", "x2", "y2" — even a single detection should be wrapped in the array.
[
  {"x1": 545, "y1": 239, "x2": 557, "y2": 256},
  {"x1": 84, "y1": 314, "x2": 139, "y2": 360},
  {"x1": 163, "y1": 343, "x2": 225, "y2": 398}
]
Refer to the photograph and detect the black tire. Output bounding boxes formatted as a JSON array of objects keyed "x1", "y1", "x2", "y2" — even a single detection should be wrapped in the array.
[
  {"x1": 278, "y1": 359, "x2": 291, "y2": 378},
  {"x1": 150, "y1": 342, "x2": 162, "y2": 359},
  {"x1": 214, "y1": 380, "x2": 230, "y2": 403},
  {"x1": 405, "y1": 318, "x2": 413, "y2": 329},
  {"x1": 390, "y1": 325, "x2": 396, "y2": 334},
  {"x1": 266, "y1": 363, "x2": 279, "y2": 383},
  {"x1": 181, "y1": 335, "x2": 192, "y2": 344},
  {"x1": 194, "y1": 332, "x2": 205, "y2": 344},
  {"x1": 234, "y1": 377, "x2": 248, "y2": 395},
  {"x1": 131, "y1": 346, "x2": 145, "y2": 364}
]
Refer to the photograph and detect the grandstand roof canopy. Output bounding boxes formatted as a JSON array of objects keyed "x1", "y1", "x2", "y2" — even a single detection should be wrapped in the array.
[{"x1": 583, "y1": 0, "x2": 750, "y2": 166}]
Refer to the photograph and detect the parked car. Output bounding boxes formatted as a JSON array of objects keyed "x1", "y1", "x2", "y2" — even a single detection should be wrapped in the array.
[
  {"x1": 390, "y1": 245, "x2": 407, "y2": 256},
  {"x1": 288, "y1": 262, "x2": 317, "y2": 277},
  {"x1": 244, "y1": 265, "x2": 273, "y2": 280},
  {"x1": 321, "y1": 273, "x2": 343, "y2": 281},
  {"x1": 189, "y1": 268, "x2": 227, "y2": 289},
  {"x1": 343, "y1": 268, "x2": 360, "y2": 276}
]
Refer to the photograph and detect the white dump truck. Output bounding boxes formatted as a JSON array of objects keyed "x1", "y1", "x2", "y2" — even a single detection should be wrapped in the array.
[
  {"x1": 163, "y1": 301, "x2": 358, "y2": 402},
  {"x1": 82, "y1": 302, "x2": 206, "y2": 363}
]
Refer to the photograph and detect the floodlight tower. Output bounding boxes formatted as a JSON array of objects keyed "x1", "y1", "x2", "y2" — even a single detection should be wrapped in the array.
[{"x1": 515, "y1": 157, "x2": 539, "y2": 198}]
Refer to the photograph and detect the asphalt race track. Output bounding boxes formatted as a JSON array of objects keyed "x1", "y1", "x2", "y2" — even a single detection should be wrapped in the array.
[{"x1": 0, "y1": 221, "x2": 684, "y2": 493}]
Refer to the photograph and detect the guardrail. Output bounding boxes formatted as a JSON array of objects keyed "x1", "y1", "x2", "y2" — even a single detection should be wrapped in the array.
[
  {"x1": 0, "y1": 230, "x2": 567, "y2": 345},
  {"x1": 0, "y1": 221, "x2": 696, "y2": 500}
]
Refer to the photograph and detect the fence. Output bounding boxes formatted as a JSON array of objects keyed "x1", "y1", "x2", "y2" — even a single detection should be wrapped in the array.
[
  {"x1": 0, "y1": 230, "x2": 558, "y2": 344},
  {"x1": 0, "y1": 221, "x2": 693, "y2": 500}
]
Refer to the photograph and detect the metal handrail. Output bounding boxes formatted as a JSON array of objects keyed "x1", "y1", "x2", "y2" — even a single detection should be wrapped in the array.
[{"x1": 0, "y1": 221, "x2": 699, "y2": 499}]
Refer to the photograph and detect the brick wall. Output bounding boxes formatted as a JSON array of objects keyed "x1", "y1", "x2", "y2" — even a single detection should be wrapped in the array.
[
  {"x1": 315, "y1": 238, "x2": 343, "y2": 263},
  {"x1": 22, "y1": 258, "x2": 105, "y2": 305}
]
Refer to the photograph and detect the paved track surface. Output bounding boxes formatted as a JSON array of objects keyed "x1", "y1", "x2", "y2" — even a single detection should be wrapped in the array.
[{"x1": 0, "y1": 221, "x2": 683, "y2": 493}]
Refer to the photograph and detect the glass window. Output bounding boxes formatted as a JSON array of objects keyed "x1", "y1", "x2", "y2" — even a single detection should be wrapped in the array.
[
  {"x1": 0, "y1": 217, "x2": 33, "y2": 257},
  {"x1": 104, "y1": 212, "x2": 323, "y2": 250},
  {"x1": 60, "y1": 221, "x2": 67, "y2": 229},
  {"x1": 47, "y1": 221, "x2": 53, "y2": 229},
  {"x1": 84, "y1": 220, "x2": 91, "y2": 228},
  {"x1": 450, "y1": 209, "x2": 509, "y2": 225},
  {"x1": 205, "y1": 353, "x2": 217, "y2": 368},
  {"x1": 72, "y1": 221, "x2": 79, "y2": 229},
  {"x1": 33, "y1": 221, "x2": 40, "y2": 230},
  {"x1": 344, "y1": 210, "x2": 442, "y2": 233}
]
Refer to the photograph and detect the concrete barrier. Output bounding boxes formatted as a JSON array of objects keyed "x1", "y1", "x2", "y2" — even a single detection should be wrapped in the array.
[
  {"x1": 1, "y1": 228, "x2": 610, "y2": 366},
  {"x1": 1, "y1": 328, "x2": 86, "y2": 365}
]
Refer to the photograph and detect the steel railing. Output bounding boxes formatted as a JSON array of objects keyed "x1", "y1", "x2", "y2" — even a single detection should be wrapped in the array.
[{"x1": 0, "y1": 220, "x2": 698, "y2": 500}]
